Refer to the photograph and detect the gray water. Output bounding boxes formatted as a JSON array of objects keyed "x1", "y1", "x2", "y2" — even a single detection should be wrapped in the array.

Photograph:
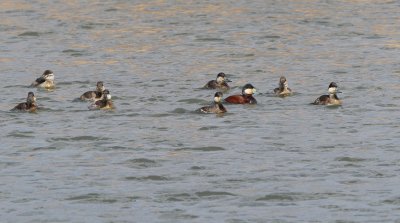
[{"x1": 1, "y1": 1, "x2": 400, "y2": 222}]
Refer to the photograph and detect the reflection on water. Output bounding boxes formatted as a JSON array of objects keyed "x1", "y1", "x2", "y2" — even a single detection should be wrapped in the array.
[{"x1": 1, "y1": 0, "x2": 400, "y2": 222}]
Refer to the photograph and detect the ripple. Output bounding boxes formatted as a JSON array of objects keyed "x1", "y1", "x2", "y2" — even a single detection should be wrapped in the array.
[
  {"x1": 329, "y1": 70, "x2": 348, "y2": 74},
  {"x1": 339, "y1": 180, "x2": 362, "y2": 185},
  {"x1": 164, "y1": 193, "x2": 196, "y2": 202},
  {"x1": 65, "y1": 193, "x2": 121, "y2": 203},
  {"x1": 177, "y1": 98, "x2": 207, "y2": 104},
  {"x1": 175, "y1": 146, "x2": 225, "y2": 152},
  {"x1": 382, "y1": 197, "x2": 400, "y2": 205},
  {"x1": 58, "y1": 80, "x2": 91, "y2": 86},
  {"x1": 261, "y1": 35, "x2": 281, "y2": 40},
  {"x1": 0, "y1": 161, "x2": 19, "y2": 168},
  {"x1": 124, "y1": 158, "x2": 160, "y2": 168},
  {"x1": 7, "y1": 130, "x2": 35, "y2": 138},
  {"x1": 190, "y1": 166, "x2": 206, "y2": 170},
  {"x1": 149, "y1": 113, "x2": 173, "y2": 117},
  {"x1": 335, "y1": 157, "x2": 366, "y2": 162},
  {"x1": 170, "y1": 108, "x2": 189, "y2": 114},
  {"x1": 50, "y1": 136, "x2": 109, "y2": 141},
  {"x1": 256, "y1": 192, "x2": 342, "y2": 202},
  {"x1": 195, "y1": 191, "x2": 236, "y2": 197},
  {"x1": 18, "y1": 31, "x2": 40, "y2": 37},
  {"x1": 376, "y1": 103, "x2": 398, "y2": 108},
  {"x1": 198, "y1": 126, "x2": 219, "y2": 130},
  {"x1": 195, "y1": 37, "x2": 225, "y2": 42},
  {"x1": 79, "y1": 22, "x2": 105, "y2": 30},
  {"x1": 4, "y1": 84, "x2": 29, "y2": 88},
  {"x1": 105, "y1": 8, "x2": 118, "y2": 12},
  {"x1": 32, "y1": 146, "x2": 58, "y2": 151},
  {"x1": 62, "y1": 49, "x2": 89, "y2": 57},
  {"x1": 256, "y1": 193, "x2": 294, "y2": 201},
  {"x1": 158, "y1": 209, "x2": 199, "y2": 220},
  {"x1": 230, "y1": 53, "x2": 255, "y2": 58},
  {"x1": 125, "y1": 175, "x2": 169, "y2": 181},
  {"x1": 366, "y1": 34, "x2": 385, "y2": 39}
]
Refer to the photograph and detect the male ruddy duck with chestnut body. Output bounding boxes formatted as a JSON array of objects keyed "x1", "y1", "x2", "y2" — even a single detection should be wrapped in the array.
[
  {"x1": 204, "y1": 72, "x2": 231, "y2": 91},
  {"x1": 80, "y1": 81, "x2": 105, "y2": 101},
  {"x1": 313, "y1": 82, "x2": 342, "y2": 106},
  {"x1": 274, "y1": 76, "x2": 292, "y2": 97},
  {"x1": 225, "y1": 83, "x2": 257, "y2": 104},
  {"x1": 31, "y1": 70, "x2": 55, "y2": 89},
  {"x1": 198, "y1": 92, "x2": 227, "y2": 114},
  {"x1": 12, "y1": 92, "x2": 37, "y2": 112}
]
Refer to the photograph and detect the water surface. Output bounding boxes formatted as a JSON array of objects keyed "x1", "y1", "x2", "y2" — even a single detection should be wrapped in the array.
[{"x1": 1, "y1": 1, "x2": 400, "y2": 222}]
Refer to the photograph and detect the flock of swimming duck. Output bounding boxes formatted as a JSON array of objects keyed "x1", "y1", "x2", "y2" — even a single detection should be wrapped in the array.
[
  {"x1": 12, "y1": 70, "x2": 342, "y2": 113},
  {"x1": 198, "y1": 72, "x2": 341, "y2": 113},
  {"x1": 12, "y1": 70, "x2": 113, "y2": 112}
]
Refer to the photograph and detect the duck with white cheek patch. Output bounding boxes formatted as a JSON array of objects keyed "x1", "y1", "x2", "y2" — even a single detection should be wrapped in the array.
[
  {"x1": 225, "y1": 83, "x2": 257, "y2": 104},
  {"x1": 204, "y1": 72, "x2": 231, "y2": 91},
  {"x1": 313, "y1": 82, "x2": 342, "y2": 106},
  {"x1": 12, "y1": 92, "x2": 37, "y2": 112},
  {"x1": 89, "y1": 89, "x2": 114, "y2": 110},
  {"x1": 31, "y1": 70, "x2": 55, "y2": 89},
  {"x1": 198, "y1": 92, "x2": 227, "y2": 114},
  {"x1": 80, "y1": 81, "x2": 106, "y2": 101}
]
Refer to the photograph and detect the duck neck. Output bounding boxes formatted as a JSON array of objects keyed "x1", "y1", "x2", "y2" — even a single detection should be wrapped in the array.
[
  {"x1": 243, "y1": 93, "x2": 253, "y2": 98},
  {"x1": 330, "y1": 93, "x2": 339, "y2": 100}
]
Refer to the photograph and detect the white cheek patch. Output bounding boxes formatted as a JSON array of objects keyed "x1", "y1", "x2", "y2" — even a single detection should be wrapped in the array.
[
  {"x1": 244, "y1": 88, "x2": 253, "y2": 95},
  {"x1": 216, "y1": 77, "x2": 224, "y2": 83},
  {"x1": 46, "y1": 74, "x2": 55, "y2": 81},
  {"x1": 214, "y1": 97, "x2": 221, "y2": 103},
  {"x1": 107, "y1": 94, "x2": 112, "y2": 100},
  {"x1": 328, "y1": 87, "x2": 337, "y2": 94}
]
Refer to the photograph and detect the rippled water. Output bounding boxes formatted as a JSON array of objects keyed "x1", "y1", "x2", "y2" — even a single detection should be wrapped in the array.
[{"x1": 1, "y1": 1, "x2": 400, "y2": 222}]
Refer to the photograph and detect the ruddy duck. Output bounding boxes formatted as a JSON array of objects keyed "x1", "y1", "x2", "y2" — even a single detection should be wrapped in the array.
[
  {"x1": 204, "y1": 72, "x2": 231, "y2": 91},
  {"x1": 80, "y1": 81, "x2": 105, "y2": 101},
  {"x1": 88, "y1": 89, "x2": 113, "y2": 110},
  {"x1": 31, "y1": 70, "x2": 55, "y2": 89},
  {"x1": 198, "y1": 92, "x2": 227, "y2": 114},
  {"x1": 225, "y1": 83, "x2": 257, "y2": 104},
  {"x1": 12, "y1": 92, "x2": 37, "y2": 112},
  {"x1": 313, "y1": 82, "x2": 342, "y2": 105},
  {"x1": 274, "y1": 76, "x2": 292, "y2": 97}
]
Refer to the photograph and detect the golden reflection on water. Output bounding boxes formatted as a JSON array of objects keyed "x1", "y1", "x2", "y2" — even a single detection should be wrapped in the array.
[
  {"x1": 0, "y1": 1, "x2": 31, "y2": 10},
  {"x1": 384, "y1": 41, "x2": 400, "y2": 49},
  {"x1": 1, "y1": 0, "x2": 399, "y2": 74}
]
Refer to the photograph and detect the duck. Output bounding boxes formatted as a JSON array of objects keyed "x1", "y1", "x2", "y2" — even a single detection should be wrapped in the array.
[
  {"x1": 12, "y1": 92, "x2": 37, "y2": 112},
  {"x1": 225, "y1": 83, "x2": 257, "y2": 104},
  {"x1": 198, "y1": 92, "x2": 227, "y2": 114},
  {"x1": 88, "y1": 89, "x2": 114, "y2": 110},
  {"x1": 274, "y1": 76, "x2": 292, "y2": 97},
  {"x1": 312, "y1": 82, "x2": 342, "y2": 105},
  {"x1": 31, "y1": 70, "x2": 55, "y2": 89},
  {"x1": 80, "y1": 81, "x2": 105, "y2": 101},
  {"x1": 204, "y1": 72, "x2": 231, "y2": 91}
]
